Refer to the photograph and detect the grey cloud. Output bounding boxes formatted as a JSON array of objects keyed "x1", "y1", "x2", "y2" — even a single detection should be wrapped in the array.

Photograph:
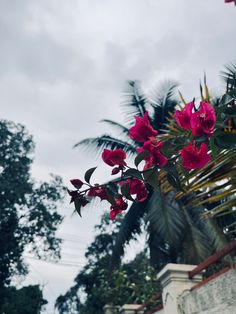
[{"x1": 1, "y1": 0, "x2": 236, "y2": 312}]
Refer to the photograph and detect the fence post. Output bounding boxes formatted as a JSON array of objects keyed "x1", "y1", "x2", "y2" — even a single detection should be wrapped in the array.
[{"x1": 157, "y1": 264, "x2": 202, "y2": 314}]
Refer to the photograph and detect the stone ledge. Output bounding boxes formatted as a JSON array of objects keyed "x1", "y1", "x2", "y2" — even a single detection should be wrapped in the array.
[{"x1": 157, "y1": 264, "x2": 202, "y2": 288}]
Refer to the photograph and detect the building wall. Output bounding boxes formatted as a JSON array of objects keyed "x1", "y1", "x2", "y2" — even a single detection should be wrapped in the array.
[
  {"x1": 178, "y1": 268, "x2": 236, "y2": 314},
  {"x1": 153, "y1": 309, "x2": 164, "y2": 314}
]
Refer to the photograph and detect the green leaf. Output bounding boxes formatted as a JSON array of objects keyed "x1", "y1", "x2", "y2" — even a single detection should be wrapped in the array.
[
  {"x1": 84, "y1": 167, "x2": 97, "y2": 184},
  {"x1": 123, "y1": 168, "x2": 143, "y2": 180},
  {"x1": 215, "y1": 133, "x2": 236, "y2": 149},
  {"x1": 220, "y1": 93, "x2": 235, "y2": 106},
  {"x1": 107, "y1": 183, "x2": 118, "y2": 195},
  {"x1": 74, "y1": 198, "x2": 82, "y2": 217},
  {"x1": 120, "y1": 182, "x2": 134, "y2": 202},
  {"x1": 120, "y1": 182, "x2": 130, "y2": 196},
  {"x1": 223, "y1": 106, "x2": 236, "y2": 115},
  {"x1": 143, "y1": 168, "x2": 159, "y2": 190},
  {"x1": 134, "y1": 150, "x2": 150, "y2": 168},
  {"x1": 106, "y1": 190, "x2": 116, "y2": 206},
  {"x1": 219, "y1": 89, "x2": 236, "y2": 106},
  {"x1": 167, "y1": 174, "x2": 181, "y2": 191},
  {"x1": 195, "y1": 135, "x2": 208, "y2": 143},
  {"x1": 210, "y1": 136, "x2": 218, "y2": 159},
  {"x1": 164, "y1": 164, "x2": 182, "y2": 191},
  {"x1": 229, "y1": 89, "x2": 236, "y2": 98}
]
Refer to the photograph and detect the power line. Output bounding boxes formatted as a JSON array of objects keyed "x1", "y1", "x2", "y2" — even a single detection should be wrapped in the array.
[
  {"x1": 62, "y1": 238, "x2": 88, "y2": 244},
  {"x1": 61, "y1": 252, "x2": 85, "y2": 259},
  {"x1": 24, "y1": 255, "x2": 85, "y2": 268},
  {"x1": 58, "y1": 232, "x2": 90, "y2": 241}
]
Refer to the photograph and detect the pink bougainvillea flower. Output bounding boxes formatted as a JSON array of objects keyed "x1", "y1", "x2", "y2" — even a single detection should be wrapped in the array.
[
  {"x1": 137, "y1": 139, "x2": 168, "y2": 169},
  {"x1": 142, "y1": 138, "x2": 164, "y2": 151},
  {"x1": 70, "y1": 179, "x2": 84, "y2": 189},
  {"x1": 110, "y1": 208, "x2": 123, "y2": 220},
  {"x1": 148, "y1": 151, "x2": 168, "y2": 168},
  {"x1": 102, "y1": 148, "x2": 127, "y2": 167},
  {"x1": 180, "y1": 142, "x2": 211, "y2": 170},
  {"x1": 129, "y1": 112, "x2": 158, "y2": 142},
  {"x1": 225, "y1": 0, "x2": 235, "y2": 3},
  {"x1": 109, "y1": 197, "x2": 128, "y2": 220},
  {"x1": 190, "y1": 101, "x2": 216, "y2": 137},
  {"x1": 136, "y1": 187, "x2": 149, "y2": 202},
  {"x1": 87, "y1": 186, "x2": 107, "y2": 201},
  {"x1": 120, "y1": 178, "x2": 148, "y2": 202},
  {"x1": 174, "y1": 102, "x2": 194, "y2": 130}
]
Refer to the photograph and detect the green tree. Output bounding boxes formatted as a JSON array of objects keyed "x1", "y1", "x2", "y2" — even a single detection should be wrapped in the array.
[
  {"x1": 0, "y1": 119, "x2": 65, "y2": 308},
  {"x1": 55, "y1": 213, "x2": 159, "y2": 314},
  {"x1": 0, "y1": 285, "x2": 47, "y2": 314}
]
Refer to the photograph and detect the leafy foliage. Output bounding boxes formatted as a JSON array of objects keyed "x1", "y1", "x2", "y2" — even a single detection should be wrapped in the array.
[
  {"x1": 0, "y1": 285, "x2": 47, "y2": 314},
  {"x1": 0, "y1": 119, "x2": 65, "y2": 305},
  {"x1": 221, "y1": 62, "x2": 236, "y2": 89},
  {"x1": 74, "y1": 135, "x2": 137, "y2": 157},
  {"x1": 55, "y1": 213, "x2": 159, "y2": 314},
  {"x1": 150, "y1": 80, "x2": 179, "y2": 132},
  {"x1": 110, "y1": 195, "x2": 151, "y2": 268},
  {"x1": 122, "y1": 81, "x2": 148, "y2": 125}
]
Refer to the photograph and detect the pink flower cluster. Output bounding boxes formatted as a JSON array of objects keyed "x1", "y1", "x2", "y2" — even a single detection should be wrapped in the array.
[
  {"x1": 174, "y1": 101, "x2": 216, "y2": 136},
  {"x1": 71, "y1": 102, "x2": 216, "y2": 220},
  {"x1": 101, "y1": 112, "x2": 165, "y2": 219},
  {"x1": 130, "y1": 112, "x2": 167, "y2": 169},
  {"x1": 175, "y1": 101, "x2": 215, "y2": 170}
]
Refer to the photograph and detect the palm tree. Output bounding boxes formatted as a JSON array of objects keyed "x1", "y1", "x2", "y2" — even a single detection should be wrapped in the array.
[{"x1": 75, "y1": 79, "x2": 231, "y2": 269}]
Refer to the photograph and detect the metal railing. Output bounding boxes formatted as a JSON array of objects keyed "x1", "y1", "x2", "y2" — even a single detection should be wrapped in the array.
[
  {"x1": 134, "y1": 293, "x2": 162, "y2": 314},
  {"x1": 189, "y1": 239, "x2": 236, "y2": 279}
]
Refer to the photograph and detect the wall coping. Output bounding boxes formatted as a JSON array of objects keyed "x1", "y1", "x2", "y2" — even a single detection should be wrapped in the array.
[
  {"x1": 121, "y1": 304, "x2": 143, "y2": 310},
  {"x1": 157, "y1": 263, "x2": 202, "y2": 288}
]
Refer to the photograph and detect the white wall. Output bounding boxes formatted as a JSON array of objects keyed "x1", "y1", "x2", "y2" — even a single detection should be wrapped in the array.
[{"x1": 178, "y1": 268, "x2": 236, "y2": 314}]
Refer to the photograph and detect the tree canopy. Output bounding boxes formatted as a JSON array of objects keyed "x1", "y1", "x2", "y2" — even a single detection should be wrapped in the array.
[
  {"x1": 0, "y1": 119, "x2": 65, "y2": 310},
  {"x1": 0, "y1": 285, "x2": 47, "y2": 314},
  {"x1": 56, "y1": 213, "x2": 159, "y2": 314}
]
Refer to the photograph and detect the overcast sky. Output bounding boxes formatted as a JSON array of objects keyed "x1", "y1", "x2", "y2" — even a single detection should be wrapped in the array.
[{"x1": 1, "y1": 0, "x2": 236, "y2": 313}]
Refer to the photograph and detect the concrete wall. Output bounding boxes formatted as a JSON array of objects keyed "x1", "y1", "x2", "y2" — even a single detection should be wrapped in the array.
[
  {"x1": 178, "y1": 268, "x2": 236, "y2": 314},
  {"x1": 153, "y1": 309, "x2": 164, "y2": 314},
  {"x1": 106, "y1": 265, "x2": 236, "y2": 314}
]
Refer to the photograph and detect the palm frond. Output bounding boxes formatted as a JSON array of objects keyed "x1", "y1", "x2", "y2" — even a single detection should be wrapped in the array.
[
  {"x1": 122, "y1": 81, "x2": 148, "y2": 125},
  {"x1": 174, "y1": 150, "x2": 236, "y2": 218},
  {"x1": 149, "y1": 81, "x2": 179, "y2": 132},
  {"x1": 145, "y1": 190, "x2": 185, "y2": 248},
  {"x1": 74, "y1": 135, "x2": 137, "y2": 157},
  {"x1": 100, "y1": 119, "x2": 130, "y2": 137},
  {"x1": 110, "y1": 196, "x2": 151, "y2": 268},
  {"x1": 221, "y1": 62, "x2": 236, "y2": 90},
  {"x1": 150, "y1": 80, "x2": 179, "y2": 108},
  {"x1": 148, "y1": 232, "x2": 171, "y2": 270},
  {"x1": 160, "y1": 115, "x2": 236, "y2": 220},
  {"x1": 184, "y1": 204, "x2": 228, "y2": 253},
  {"x1": 181, "y1": 208, "x2": 212, "y2": 264},
  {"x1": 202, "y1": 217, "x2": 229, "y2": 251}
]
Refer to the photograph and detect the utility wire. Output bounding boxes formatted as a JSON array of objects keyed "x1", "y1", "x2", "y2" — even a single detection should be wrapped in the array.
[{"x1": 24, "y1": 255, "x2": 85, "y2": 268}]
